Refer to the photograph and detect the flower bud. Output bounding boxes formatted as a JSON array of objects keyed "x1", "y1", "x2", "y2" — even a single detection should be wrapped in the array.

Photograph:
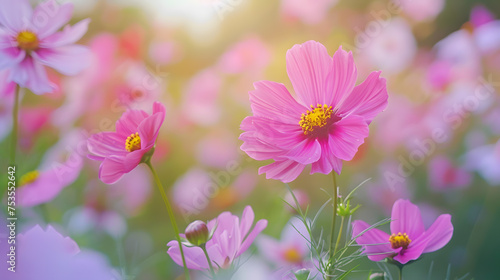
[
  {"x1": 369, "y1": 272, "x2": 385, "y2": 280},
  {"x1": 185, "y1": 220, "x2": 209, "y2": 246}
]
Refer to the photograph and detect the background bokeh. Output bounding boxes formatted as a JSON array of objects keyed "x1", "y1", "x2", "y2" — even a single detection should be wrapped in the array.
[{"x1": 1, "y1": 0, "x2": 500, "y2": 279}]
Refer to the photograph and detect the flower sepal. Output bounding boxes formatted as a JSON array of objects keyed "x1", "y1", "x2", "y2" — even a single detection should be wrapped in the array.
[{"x1": 140, "y1": 146, "x2": 156, "y2": 164}]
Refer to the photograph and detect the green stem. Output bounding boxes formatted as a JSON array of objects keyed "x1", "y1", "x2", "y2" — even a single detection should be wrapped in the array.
[
  {"x1": 328, "y1": 172, "x2": 338, "y2": 278},
  {"x1": 399, "y1": 265, "x2": 403, "y2": 280},
  {"x1": 10, "y1": 85, "x2": 20, "y2": 164},
  {"x1": 145, "y1": 161, "x2": 190, "y2": 280},
  {"x1": 333, "y1": 216, "x2": 344, "y2": 256},
  {"x1": 201, "y1": 244, "x2": 216, "y2": 279}
]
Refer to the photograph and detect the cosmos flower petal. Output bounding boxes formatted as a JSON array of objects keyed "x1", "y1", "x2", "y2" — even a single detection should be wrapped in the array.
[
  {"x1": 311, "y1": 140, "x2": 343, "y2": 174},
  {"x1": 420, "y1": 214, "x2": 453, "y2": 253},
  {"x1": 329, "y1": 46, "x2": 357, "y2": 108},
  {"x1": 115, "y1": 109, "x2": 149, "y2": 137},
  {"x1": 98, "y1": 156, "x2": 126, "y2": 184},
  {"x1": 352, "y1": 220, "x2": 394, "y2": 262},
  {"x1": 0, "y1": 0, "x2": 32, "y2": 32},
  {"x1": 10, "y1": 56, "x2": 54, "y2": 94},
  {"x1": 0, "y1": 47, "x2": 26, "y2": 69},
  {"x1": 393, "y1": 241, "x2": 428, "y2": 264},
  {"x1": 337, "y1": 71, "x2": 388, "y2": 123},
  {"x1": 250, "y1": 80, "x2": 305, "y2": 124},
  {"x1": 286, "y1": 40, "x2": 333, "y2": 106},
  {"x1": 258, "y1": 159, "x2": 306, "y2": 183},
  {"x1": 285, "y1": 138, "x2": 321, "y2": 164},
  {"x1": 238, "y1": 219, "x2": 268, "y2": 258},
  {"x1": 390, "y1": 199, "x2": 425, "y2": 238},
  {"x1": 32, "y1": 45, "x2": 91, "y2": 75},
  {"x1": 87, "y1": 132, "x2": 126, "y2": 158},
  {"x1": 328, "y1": 115, "x2": 369, "y2": 161},
  {"x1": 33, "y1": 0, "x2": 74, "y2": 38},
  {"x1": 240, "y1": 205, "x2": 255, "y2": 238},
  {"x1": 40, "y1": 18, "x2": 91, "y2": 48},
  {"x1": 167, "y1": 241, "x2": 208, "y2": 270},
  {"x1": 138, "y1": 105, "x2": 165, "y2": 148}
]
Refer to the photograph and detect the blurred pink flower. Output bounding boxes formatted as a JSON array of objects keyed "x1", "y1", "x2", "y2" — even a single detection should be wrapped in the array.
[
  {"x1": 428, "y1": 156, "x2": 471, "y2": 191},
  {"x1": 217, "y1": 36, "x2": 271, "y2": 75},
  {"x1": 17, "y1": 130, "x2": 84, "y2": 207},
  {"x1": 196, "y1": 129, "x2": 240, "y2": 169},
  {"x1": 87, "y1": 102, "x2": 166, "y2": 184},
  {"x1": 281, "y1": 0, "x2": 338, "y2": 25},
  {"x1": 283, "y1": 189, "x2": 310, "y2": 213},
  {"x1": 464, "y1": 141, "x2": 500, "y2": 185},
  {"x1": 167, "y1": 205, "x2": 267, "y2": 271},
  {"x1": 426, "y1": 60, "x2": 453, "y2": 91},
  {"x1": 0, "y1": 224, "x2": 117, "y2": 280},
  {"x1": 470, "y1": 5, "x2": 495, "y2": 29},
  {"x1": 257, "y1": 217, "x2": 309, "y2": 267},
  {"x1": 180, "y1": 68, "x2": 222, "y2": 127},
  {"x1": 352, "y1": 199, "x2": 453, "y2": 264},
  {"x1": 362, "y1": 18, "x2": 417, "y2": 74},
  {"x1": 240, "y1": 41, "x2": 388, "y2": 182},
  {"x1": 0, "y1": 0, "x2": 90, "y2": 94},
  {"x1": 0, "y1": 70, "x2": 15, "y2": 141},
  {"x1": 149, "y1": 40, "x2": 182, "y2": 65},
  {"x1": 398, "y1": 0, "x2": 444, "y2": 22},
  {"x1": 67, "y1": 206, "x2": 127, "y2": 239}
]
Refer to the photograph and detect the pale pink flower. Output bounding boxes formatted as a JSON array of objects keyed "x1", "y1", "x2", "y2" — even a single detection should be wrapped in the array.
[
  {"x1": 240, "y1": 41, "x2": 388, "y2": 182},
  {"x1": 281, "y1": 0, "x2": 338, "y2": 25},
  {"x1": 0, "y1": 0, "x2": 90, "y2": 94},
  {"x1": 428, "y1": 156, "x2": 471, "y2": 191},
  {"x1": 87, "y1": 102, "x2": 166, "y2": 184},
  {"x1": 257, "y1": 218, "x2": 309, "y2": 267},
  {"x1": 167, "y1": 206, "x2": 267, "y2": 271},
  {"x1": 196, "y1": 129, "x2": 240, "y2": 169},
  {"x1": 397, "y1": 0, "x2": 445, "y2": 22},
  {"x1": 0, "y1": 224, "x2": 118, "y2": 280},
  {"x1": 217, "y1": 36, "x2": 271, "y2": 75}
]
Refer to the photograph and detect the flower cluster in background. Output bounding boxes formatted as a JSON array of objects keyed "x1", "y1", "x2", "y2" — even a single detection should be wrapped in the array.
[{"x1": 1, "y1": 0, "x2": 500, "y2": 279}]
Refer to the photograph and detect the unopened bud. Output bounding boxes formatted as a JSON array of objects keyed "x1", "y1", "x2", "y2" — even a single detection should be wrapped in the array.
[{"x1": 185, "y1": 220, "x2": 209, "y2": 246}]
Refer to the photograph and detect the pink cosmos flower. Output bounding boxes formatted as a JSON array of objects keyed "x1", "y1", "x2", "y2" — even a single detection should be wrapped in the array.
[
  {"x1": 17, "y1": 130, "x2": 84, "y2": 207},
  {"x1": 217, "y1": 36, "x2": 271, "y2": 75},
  {"x1": 257, "y1": 217, "x2": 309, "y2": 267},
  {"x1": 167, "y1": 206, "x2": 267, "y2": 271},
  {"x1": 240, "y1": 41, "x2": 388, "y2": 183},
  {"x1": 0, "y1": 224, "x2": 118, "y2": 280},
  {"x1": 397, "y1": 0, "x2": 444, "y2": 22},
  {"x1": 0, "y1": 70, "x2": 15, "y2": 141},
  {"x1": 0, "y1": 0, "x2": 90, "y2": 94},
  {"x1": 428, "y1": 156, "x2": 471, "y2": 191},
  {"x1": 352, "y1": 199, "x2": 453, "y2": 264},
  {"x1": 87, "y1": 101, "x2": 166, "y2": 184}
]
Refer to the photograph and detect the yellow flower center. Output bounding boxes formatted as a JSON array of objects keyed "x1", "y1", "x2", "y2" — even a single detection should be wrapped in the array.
[
  {"x1": 16, "y1": 31, "x2": 39, "y2": 51},
  {"x1": 125, "y1": 132, "x2": 141, "y2": 152},
  {"x1": 283, "y1": 247, "x2": 302, "y2": 263},
  {"x1": 389, "y1": 232, "x2": 411, "y2": 250},
  {"x1": 299, "y1": 104, "x2": 335, "y2": 137},
  {"x1": 20, "y1": 170, "x2": 40, "y2": 186}
]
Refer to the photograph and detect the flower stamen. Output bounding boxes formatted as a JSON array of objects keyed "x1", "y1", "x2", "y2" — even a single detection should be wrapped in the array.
[
  {"x1": 283, "y1": 247, "x2": 302, "y2": 263},
  {"x1": 16, "y1": 31, "x2": 39, "y2": 51},
  {"x1": 299, "y1": 104, "x2": 335, "y2": 138},
  {"x1": 20, "y1": 170, "x2": 40, "y2": 186},
  {"x1": 389, "y1": 232, "x2": 411, "y2": 250},
  {"x1": 125, "y1": 132, "x2": 141, "y2": 152}
]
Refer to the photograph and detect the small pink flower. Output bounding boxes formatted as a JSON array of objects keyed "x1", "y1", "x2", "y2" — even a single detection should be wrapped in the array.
[
  {"x1": 352, "y1": 199, "x2": 453, "y2": 264},
  {"x1": 217, "y1": 36, "x2": 271, "y2": 75},
  {"x1": 257, "y1": 217, "x2": 309, "y2": 267},
  {"x1": 281, "y1": 0, "x2": 338, "y2": 25},
  {"x1": 17, "y1": 130, "x2": 84, "y2": 207},
  {"x1": 0, "y1": 0, "x2": 90, "y2": 94},
  {"x1": 428, "y1": 156, "x2": 471, "y2": 191},
  {"x1": 240, "y1": 41, "x2": 388, "y2": 182},
  {"x1": 87, "y1": 102, "x2": 166, "y2": 184},
  {"x1": 167, "y1": 206, "x2": 267, "y2": 271}
]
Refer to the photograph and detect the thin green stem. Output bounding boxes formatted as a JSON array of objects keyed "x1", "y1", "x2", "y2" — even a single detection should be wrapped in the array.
[
  {"x1": 145, "y1": 161, "x2": 190, "y2": 280},
  {"x1": 333, "y1": 216, "x2": 344, "y2": 256},
  {"x1": 201, "y1": 244, "x2": 216, "y2": 279},
  {"x1": 10, "y1": 85, "x2": 20, "y2": 164},
  {"x1": 328, "y1": 172, "x2": 338, "y2": 278},
  {"x1": 399, "y1": 265, "x2": 403, "y2": 280}
]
